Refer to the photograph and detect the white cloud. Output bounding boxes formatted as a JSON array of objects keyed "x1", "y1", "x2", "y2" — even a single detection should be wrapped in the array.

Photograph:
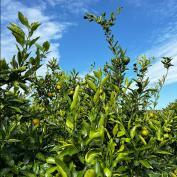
[
  {"x1": 145, "y1": 39, "x2": 177, "y2": 86},
  {"x1": 129, "y1": 0, "x2": 177, "y2": 86},
  {"x1": 1, "y1": 0, "x2": 72, "y2": 76}
]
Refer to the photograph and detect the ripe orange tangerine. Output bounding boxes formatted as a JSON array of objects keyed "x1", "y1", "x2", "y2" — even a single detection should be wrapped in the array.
[
  {"x1": 47, "y1": 92, "x2": 52, "y2": 97},
  {"x1": 32, "y1": 119, "x2": 40, "y2": 126}
]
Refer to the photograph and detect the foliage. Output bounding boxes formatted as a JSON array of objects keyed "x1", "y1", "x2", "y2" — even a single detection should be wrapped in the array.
[
  {"x1": 165, "y1": 99, "x2": 177, "y2": 116},
  {"x1": 0, "y1": 9, "x2": 177, "y2": 177}
]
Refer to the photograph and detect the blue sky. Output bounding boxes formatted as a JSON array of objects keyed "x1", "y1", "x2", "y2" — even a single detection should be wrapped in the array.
[{"x1": 1, "y1": 0, "x2": 177, "y2": 109}]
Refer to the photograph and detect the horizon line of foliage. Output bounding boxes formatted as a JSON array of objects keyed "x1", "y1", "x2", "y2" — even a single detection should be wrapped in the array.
[{"x1": 0, "y1": 8, "x2": 177, "y2": 177}]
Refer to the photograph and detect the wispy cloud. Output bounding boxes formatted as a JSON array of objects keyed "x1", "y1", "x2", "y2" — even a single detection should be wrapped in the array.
[
  {"x1": 127, "y1": 0, "x2": 177, "y2": 24},
  {"x1": 1, "y1": 0, "x2": 72, "y2": 76},
  {"x1": 128, "y1": 0, "x2": 177, "y2": 85},
  {"x1": 152, "y1": 0, "x2": 177, "y2": 19},
  {"x1": 45, "y1": 0, "x2": 99, "y2": 14},
  {"x1": 146, "y1": 40, "x2": 177, "y2": 85},
  {"x1": 126, "y1": 0, "x2": 145, "y2": 7}
]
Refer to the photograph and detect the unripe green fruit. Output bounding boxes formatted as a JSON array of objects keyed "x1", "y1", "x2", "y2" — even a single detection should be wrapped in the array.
[
  {"x1": 56, "y1": 84, "x2": 61, "y2": 90},
  {"x1": 170, "y1": 172, "x2": 177, "y2": 177},
  {"x1": 174, "y1": 168, "x2": 177, "y2": 175},
  {"x1": 84, "y1": 169, "x2": 96, "y2": 177},
  {"x1": 164, "y1": 134, "x2": 169, "y2": 139},
  {"x1": 149, "y1": 112, "x2": 154, "y2": 118},
  {"x1": 104, "y1": 167, "x2": 112, "y2": 177},
  {"x1": 141, "y1": 128, "x2": 149, "y2": 137},
  {"x1": 68, "y1": 90, "x2": 74, "y2": 95}
]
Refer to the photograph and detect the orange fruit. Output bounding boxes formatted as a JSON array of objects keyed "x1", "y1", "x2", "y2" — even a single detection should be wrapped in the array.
[
  {"x1": 32, "y1": 119, "x2": 40, "y2": 126},
  {"x1": 48, "y1": 92, "x2": 55, "y2": 97},
  {"x1": 47, "y1": 92, "x2": 52, "y2": 97}
]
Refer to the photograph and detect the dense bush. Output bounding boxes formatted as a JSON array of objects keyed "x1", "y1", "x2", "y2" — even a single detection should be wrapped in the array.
[
  {"x1": 0, "y1": 9, "x2": 177, "y2": 177},
  {"x1": 165, "y1": 100, "x2": 177, "y2": 116}
]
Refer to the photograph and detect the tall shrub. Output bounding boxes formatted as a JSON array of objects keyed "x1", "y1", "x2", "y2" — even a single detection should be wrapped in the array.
[{"x1": 0, "y1": 9, "x2": 176, "y2": 177}]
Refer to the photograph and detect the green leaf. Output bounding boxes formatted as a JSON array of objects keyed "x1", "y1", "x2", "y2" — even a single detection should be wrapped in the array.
[
  {"x1": 24, "y1": 67, "x2": 37, "y2": 77},
  {"x1": 117, "y1": 144, "x2": 125, "y2": 152},
  {"x1": 73, "y1": 85, "x2": 80, "y2": 101},
  {"x1": 6, "y1": 139, "x2": 21, "y2": 143},
  {"x1": 36, "y1": 152, "x2": 46, "y2": 161},
  {"x1": 139, "y1": 135, "x2": 147, "y2": 145},
  {"x1": 30, "y1": 22, "x2": 41, "y2": 36},
  {"x1": 139, "y1": 160, "x2": 153, "y2": 169},
  {"x1": 22, "y1": 172, "x2": 37, "y2": 177},
  {"x1": 44, "y1": 173, "x2": 53, "y2": 177},
  {"x1": 12, "y1": 66, "x2": 27, "y2": 72},
  {"x1": 29, "y1": 37, "x2": 40, "y2": 47},
  {"x1": 8, "y1": 23, "x2": 25, "y2": 46},
  {"x1": 18, "y1": 12, "x2": 29, "y2": 27},
  {"x1": 93, "y1": 89, "x2": 100, "y2": 103},
  {"x1": 43, "y1": 41, "x2": 50, "y2": 51},
  {"x1": 46, "y1": 157, "x2": 56, "y2": 164},
  {"x1": 113, "y1": 152, "x2": 129, "y2": 167},
  {"x1": 86, "y1": 128, "x2": 104, "y2": 145},
  {"x1": 113, "y1": 124, "x2": 118, "y2": 136},
  {"x1": 95, "y1": 161, "x2": 101, "y2": 174},
  {"x1": 93, "y1": 69, "x2": 102, "y2": 79},
  {"x1": 35, "y1": 43, "x2": 43, "y2": 51},
  {"x1": 85, "y1": 148, "x2": 101, "y2": 164},
  {"x1": 86, "y1": 79, "x2": 97, "y2": 92},
  {"x1": 155, "y1": 150, "x2": 172, "y2": 155},
  {"x1": 33, "y1": 163, "x2": 39, "y2": 174},
  {"x1": 148, "y1": 173, "x2": 161, "y2": 177},
  {"x1": 66, "y1": 118, "x2": 74, "y2": 130},
  {"x1": 130, "y1": 125, "x2": 139, "y2": 139},
  {"x1": 117, "y1": 130, "x2": 125, "y2": 137},
  {"x1": 59, "y1": 145, "x2": 79, "y2": 157},
  {"x1": 9, "y1": 106, "x2": 22, "y2": 113},
  {"x1": 19, "y1": 82, "x2": 28, "y2": 93},
  {"x1": 55, "y1": 158, "x2": 71, "y2": 177},
  {"x1": 70, "y1": 85, "x2": 80, "y2": 110},
  {"x1": 104, "y1": 167, "x2": 112, "y2": 177},
  {"x1": 0, "y1": 59, "x2": 9, "y2": 70},
  {"x1": 10, "y1": 56, "x2": 18, "y2": 68},
  {"x1": 107, "y1": 138, "x2": 116, "y2": 154},
  {"x1": 117, "y1": 166, "x2": 127, "y2": 172},
  {"x1": 46, "y1": 167, "x2": 57, "y2": 174},
  {"x1": 101, "y1": 75, "x2": 109, "y2": 85}
]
